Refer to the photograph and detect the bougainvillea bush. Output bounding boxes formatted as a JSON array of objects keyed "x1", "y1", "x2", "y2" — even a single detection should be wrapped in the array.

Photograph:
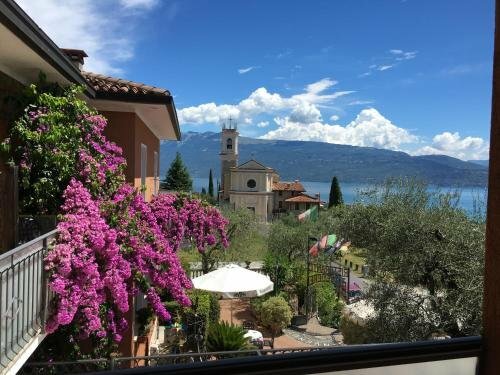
[{"x1": 2, "y1": 85, "x2": 229, "y2": 354}]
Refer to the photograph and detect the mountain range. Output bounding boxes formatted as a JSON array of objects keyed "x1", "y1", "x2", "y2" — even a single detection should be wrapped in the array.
[{"x1": 160, "y1": 132, "x2": 488, "y2": 187}]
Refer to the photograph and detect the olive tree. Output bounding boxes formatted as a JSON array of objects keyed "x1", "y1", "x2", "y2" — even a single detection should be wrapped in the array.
[{"x1": 336, "y1": 179, "x2": 485, "y2": 341}]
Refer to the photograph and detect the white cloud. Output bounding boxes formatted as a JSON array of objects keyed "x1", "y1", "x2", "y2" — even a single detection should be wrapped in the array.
[
  {"x1": 17, "y1": 0, "x2": 159, "y2": 75},
  {"x1": 360, "y1": 50, "x2": 417, "y2": 78},
  {"x1": 119, "y1": 0, "x2": 158, "y2": 9},
  {"x1": 238, "y1": 66, "x2": 260, "y2": 74},
  {"x1": 257, "y1": 121, "x2": 270, "y2": 128},
  {"x1": 348, "y1": 100, "x2": 374, "y2": 106},
  {"x1": 414, "y1": 132, "x2": 489, "y2": 160},
  {"x1": 260, "y1": 108, "x2": 417, "y2": 151},
  {"x1": 178, "y1": 78, "x2": 354, "y2": 126},
  {"x1": 330, "y1": 115, "x2": 340, "y2": 122},
  {"x1": 378, "y1": 65, "x2": 394, "y2": 71}
]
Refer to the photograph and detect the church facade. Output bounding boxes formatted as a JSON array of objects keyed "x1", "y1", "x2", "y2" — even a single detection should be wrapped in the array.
[{"x1": 219, "y1": 125, "x2": 320, "y2": 222}]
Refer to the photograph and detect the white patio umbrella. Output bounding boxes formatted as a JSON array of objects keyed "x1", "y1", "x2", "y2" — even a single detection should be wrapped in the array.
[{"x1": 191, "y1": 264, "x2": 274, "y2": 323}]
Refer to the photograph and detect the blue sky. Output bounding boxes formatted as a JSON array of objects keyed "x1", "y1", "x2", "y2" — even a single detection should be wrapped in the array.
[{"x1": 19, "y1": 0, "x2": 494, "y2": 160}]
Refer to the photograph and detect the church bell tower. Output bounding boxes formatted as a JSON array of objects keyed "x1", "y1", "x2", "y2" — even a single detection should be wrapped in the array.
[{"x1": 220, "y1": 118, "x2": 239, "y2": 201}]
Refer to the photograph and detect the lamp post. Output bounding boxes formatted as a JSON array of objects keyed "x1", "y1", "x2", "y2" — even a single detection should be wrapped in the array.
[{"x1": 305, "y1": 236, "x2": 318, "y2": 318}]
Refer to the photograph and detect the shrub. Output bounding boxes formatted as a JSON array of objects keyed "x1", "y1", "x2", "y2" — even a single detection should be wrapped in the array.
[
  {"x1": 259, "y1": 296, "x2": 293, "y2": 340},
  {"x1": 182, "y1": 290, "x2": 220, "y2": 351},
  {"x1": 206, "y1": 321, "x2": 251, "y2": 352},
  {"x1": 313, "y1": 282, "x2": 343, "y2": 328},
  {"x1": 208, "y1": 293, "x2": 220, "y2": 324},
  {"x1": 339, "y1": 316, "x2": 370, "y2": 344}
]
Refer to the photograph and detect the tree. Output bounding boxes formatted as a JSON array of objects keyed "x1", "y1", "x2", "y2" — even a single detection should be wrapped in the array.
[
  {"x1": 161, "y1": 152, "x2": 192, "y2": 192},
  {"x1": 335, "y1": 178, "x2": 485, "y2": 341},
  {"x1": 201, "y1": 187, "x2": 207, "y2": 195},
  {"x1": 199, "y1": 207, "x2": 259, "y2": 274},
  {"x1": 328, "y1": 176, "x2": 343, "y2": 208},
  {"x1": 208, "y1": 169, "x2": 214, "y2": 198},
  {"x1": 259, "y1": 296, "x2": 293, "y2": 344}
]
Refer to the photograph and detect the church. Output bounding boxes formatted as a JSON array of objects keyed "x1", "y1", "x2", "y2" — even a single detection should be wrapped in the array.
[{"x1": 219, "y1": 122, "x2": 321, "y2": 222}]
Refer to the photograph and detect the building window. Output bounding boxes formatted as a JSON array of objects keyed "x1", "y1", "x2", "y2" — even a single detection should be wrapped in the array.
[
  {"x1": 226, "y1": 138, "x2": 233, "y2": 150},
  {"x1": 295, "y1": 203, "x2": 299, "y2": 210},
  {"x1": 279, "y1": 201, "x2": 283, "y2": 209},
  {"x1": 279, "y1": 191, "x2": 282, "y2": 196},
  {"x1": 247, "y1": 179, "x2": 256, "y2": 188},
  {"x1": 141, "y1": 143, "x2": 147, "y2": 195},
  {"x1": 306, "y1": 203, "x2": 310, "y2": 209},
  {"x1": 153, "y1": 151, "x2": 159, "y2": 195},
  {"x1": 247, "y1": 207, "x2": 255, "y2": 213}
]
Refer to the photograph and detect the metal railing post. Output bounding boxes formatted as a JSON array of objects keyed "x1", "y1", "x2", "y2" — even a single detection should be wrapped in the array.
[{"x1": 39, "y1": 236, "x2": 49, "y2": 330}]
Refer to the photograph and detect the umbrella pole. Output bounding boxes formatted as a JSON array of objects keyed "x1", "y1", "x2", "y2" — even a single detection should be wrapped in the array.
[{"x1": 231, "y1": 299, "x2": 233, "y2": 324}]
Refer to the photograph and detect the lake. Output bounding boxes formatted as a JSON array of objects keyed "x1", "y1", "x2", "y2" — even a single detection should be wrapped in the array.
[{"x1": 192, "y1": 177, "x2": 487, "y2": 213}]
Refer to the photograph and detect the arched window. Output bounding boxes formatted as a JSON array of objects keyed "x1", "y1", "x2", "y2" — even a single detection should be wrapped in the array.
[{"x1": 226, "y1": 138, "x2": 233, "y2": 150}]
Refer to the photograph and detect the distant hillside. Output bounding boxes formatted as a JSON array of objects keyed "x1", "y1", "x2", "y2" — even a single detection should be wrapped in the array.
[
  {"x1": 160, "y1": 132, "x2": 488, "y2": 187},
  {"x1": 468, "y1": 159, "x2": 489, "y2": 167}
]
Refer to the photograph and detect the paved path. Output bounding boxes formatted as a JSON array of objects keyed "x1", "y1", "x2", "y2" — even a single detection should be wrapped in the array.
[{"x1": 219, "y1": 299, "x2": 309, "y2": 349}]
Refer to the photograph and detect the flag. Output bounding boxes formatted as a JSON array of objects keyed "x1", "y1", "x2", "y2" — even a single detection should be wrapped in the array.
[
  {"x1": 298, "y1": 205, "x2": 319, "y2": 222},
  {"x1": 319, "y1": 234, "x2": 337, "y2": 249},
  {"x1": 309, "y1": 241, "x2": 319, "y2": 256}
]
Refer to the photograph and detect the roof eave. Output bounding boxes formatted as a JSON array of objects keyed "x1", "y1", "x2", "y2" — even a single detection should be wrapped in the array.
[
  {"x1": 92, "y1": 93, "x2": 181, "y2": 141},
  {"x1": 0, "y1": 0, "x2": 95, "y2": 96}
]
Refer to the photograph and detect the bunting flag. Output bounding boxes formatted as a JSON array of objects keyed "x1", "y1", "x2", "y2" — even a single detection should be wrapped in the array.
[
  {"x1": 298, "y1": 205, "x2": 319, "y2": 222},
  {"x1": 308, "y1": 241, "x2": 319, "y2": 256},
  {"x1": 319, "y1": 234, "x2": 337, "y2": 249}
]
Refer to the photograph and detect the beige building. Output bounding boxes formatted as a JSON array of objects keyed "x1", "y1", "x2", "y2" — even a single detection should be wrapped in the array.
[
  {"x1": 229, "y1": 159, "x2": 276, "y2": 222},
  {"x1": 219, "y1": 127, "x2": 320, "y2": 222}
]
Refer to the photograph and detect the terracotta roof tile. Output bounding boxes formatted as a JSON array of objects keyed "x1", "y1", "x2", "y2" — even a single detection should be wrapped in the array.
[
  {"x1": 285, "y1": 193, "x2": 320, "y2": 203},
  {"x1": 272, "y1": 181, "x2": 305, "y2": 192},
  {"x1": 82, "y1": 71, "x2": 171, "y2": 98}
]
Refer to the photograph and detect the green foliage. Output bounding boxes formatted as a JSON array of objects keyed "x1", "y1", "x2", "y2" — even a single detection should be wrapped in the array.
[
  {"x1": 206, "y1": 321, "x2": 252, "y2": 352},
  {"x1": 0, "y1": 85, "x2": 119, "y2": 214},
  {"x1": 259, "y1": 296, "x2": 293, "y2": 339},
  {"x1": 335, "y1": 178, "x2": 485, "y2": 341},
  {"x1": 208, "y1": 293, "x2": 221, "y2": 324},
  {"x1": 339, "y1": 316, "x2": 370, "y2": 345},
  {"x1": 183, "y1": 207, "x2": 264, "y2": 273},
  {"x1": 201, "y1": 187, "x2": 207, "y2": 195},
  {"x1": 208, "y1": 169, "x2": 214, "y2": 197},
  {"x1": 328, "y1": 176, "x2": 343, "y2": 208},
  {"x1": 161, "y1": 152, "x2": 192, "y2": 192},
  {"x1": 312, "y1": 282, "x2": 343, "y2": 328},
  {"x1": 181, "y1": 290, "x2": 220, "y2": 351}
]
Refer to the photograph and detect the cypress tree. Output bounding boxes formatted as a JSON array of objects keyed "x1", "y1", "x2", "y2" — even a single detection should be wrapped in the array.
[
  {"x1": 208, "y1": 169, "x2": 214, "y2": 197},
  {"x1": 161, "y1": 152, "x2": 193, "y2": 192},
  {"x1": 328, "y1": 176, "x2": 343, "y2": 208},
  {"x1": 201, "y1": 187, "x2": 207, "y2": 195}
]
